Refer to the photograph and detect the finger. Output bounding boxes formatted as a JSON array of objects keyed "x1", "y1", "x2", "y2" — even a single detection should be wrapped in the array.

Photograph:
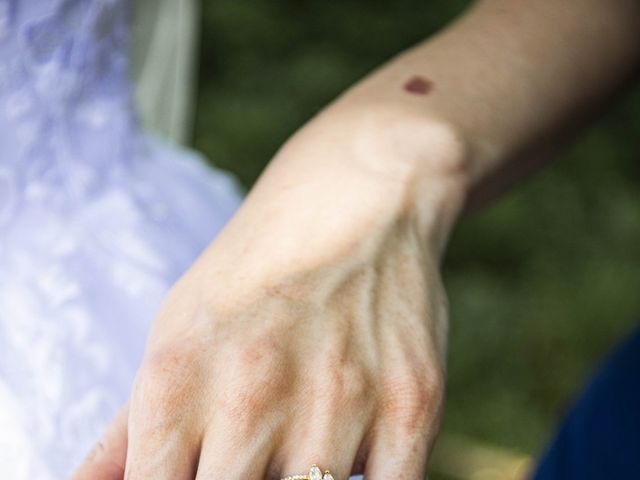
[
  {"x1": 194, "y1": 416, "x2": 275, "y2": 479},
  {"x1": 70, "y1": 403, "x2": 129, "y2": 480},
  {"x1": 124, "y1": 402, "x2": 202, "y2": 479},
  {"x1": 278, "y1": 412, "x2": 369, "y2": 480},
  {"x1": 364, "y1": 380, "x2": 444, "y2": 479},
  {"x1": 123, "y1": 361, "x2": 204, "y2": 479}
]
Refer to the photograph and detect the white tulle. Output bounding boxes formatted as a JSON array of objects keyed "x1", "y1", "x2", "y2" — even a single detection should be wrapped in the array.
[{"x1": 0, "y1": 0, "x2": 242, "y2": 477}]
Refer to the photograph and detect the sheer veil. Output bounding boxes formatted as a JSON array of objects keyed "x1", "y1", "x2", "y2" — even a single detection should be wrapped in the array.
[{"x1": 131, "y1": 0, "x2": 199, "y2": 145}]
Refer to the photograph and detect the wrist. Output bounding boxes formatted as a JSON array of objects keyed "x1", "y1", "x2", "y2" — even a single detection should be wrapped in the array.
[
  {"x1": 313, "y1": 99, "x2": 471, "y2": 256},
  {"x1": 201, "y1": 101, "x2": 469, "y2": 294}
]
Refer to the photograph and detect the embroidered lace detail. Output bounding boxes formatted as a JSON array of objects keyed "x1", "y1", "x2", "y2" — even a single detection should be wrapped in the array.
[{"x1": 0, "y1": 0, "x2": 137, "y2": 226}]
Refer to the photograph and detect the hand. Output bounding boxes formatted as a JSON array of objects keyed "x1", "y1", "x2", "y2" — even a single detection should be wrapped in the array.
[{"x1": 72, "y1": 104, "x2": 466, "y2": 480}]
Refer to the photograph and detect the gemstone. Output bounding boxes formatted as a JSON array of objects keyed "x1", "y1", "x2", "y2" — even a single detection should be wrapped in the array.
[
  {"x1": 322, "y1": 473, "x2": 334, "y2": 480},
  {"x1": 309, "y1": 465, "x2": 322, "y2": 480}
]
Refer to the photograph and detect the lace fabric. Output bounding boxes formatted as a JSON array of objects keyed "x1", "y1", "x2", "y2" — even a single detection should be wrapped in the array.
[
  {"x1": 0, "y1": 0, "x2": 135, "y2": 214},
  {"x1": 0, "y1": 1, "x2": 242, "y2": 477}
]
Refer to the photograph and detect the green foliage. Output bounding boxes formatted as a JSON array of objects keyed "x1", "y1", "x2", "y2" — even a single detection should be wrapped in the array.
[
  {"x1": 444, "y1": 88, "x2": 640, "y2": 454},
  {"x1": 195, "y1": 0, "x2": 467, "y2": 185},
  {"x1": 194, "y1": 0, "x2": 640, "y2": 466}
]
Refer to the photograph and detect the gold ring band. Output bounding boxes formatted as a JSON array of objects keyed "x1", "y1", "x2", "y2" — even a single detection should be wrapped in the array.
[{"x1": 281, "y1": 464, "x2": 335, "y2": 480}]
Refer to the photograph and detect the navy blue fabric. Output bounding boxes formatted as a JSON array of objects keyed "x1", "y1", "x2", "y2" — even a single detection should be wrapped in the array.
[{"x1": 533, "y1": 325, "x2": 640, "y2": 479}]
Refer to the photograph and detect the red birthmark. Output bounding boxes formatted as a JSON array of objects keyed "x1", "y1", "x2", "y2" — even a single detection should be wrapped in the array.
[{"x1": 403, "y1": 75, "x2": 433, "y2": 95}]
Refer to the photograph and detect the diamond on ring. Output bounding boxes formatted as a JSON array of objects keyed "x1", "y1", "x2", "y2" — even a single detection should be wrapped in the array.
[{"x1": 280, "y1": 464, "x2": 335, "y2": 480}]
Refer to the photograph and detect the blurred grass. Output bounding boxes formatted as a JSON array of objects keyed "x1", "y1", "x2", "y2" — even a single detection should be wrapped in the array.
[{"x1": 193, "y1": 0, "x2": 640, "y2": 476}]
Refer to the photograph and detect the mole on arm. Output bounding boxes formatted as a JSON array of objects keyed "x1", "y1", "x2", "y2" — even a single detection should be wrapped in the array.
[{"x1": 403, "y1": 75, "x2": 434, "y2": 95}]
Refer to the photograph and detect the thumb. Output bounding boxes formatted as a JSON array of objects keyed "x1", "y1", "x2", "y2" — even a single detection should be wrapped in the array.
[{"x1": 70, "y1": 403, "x2": 129, "y2": 480}]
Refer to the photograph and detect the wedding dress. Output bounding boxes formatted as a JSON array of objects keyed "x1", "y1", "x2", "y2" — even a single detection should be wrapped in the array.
[{"x1": 0, "y1": 0, "x2": 242, "y2": 477}]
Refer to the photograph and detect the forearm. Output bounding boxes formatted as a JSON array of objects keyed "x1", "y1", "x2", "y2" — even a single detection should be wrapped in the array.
[
  {"x1": 338, "y1": 0, "x2": 640, "y2": 203},
  {"x1": 200, "y1": 0, "x2": 640, "y2": 282}
]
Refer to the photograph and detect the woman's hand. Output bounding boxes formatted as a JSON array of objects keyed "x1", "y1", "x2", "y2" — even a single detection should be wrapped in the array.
[{"x1": 72, "y1": 103, "x2": 468, "y2": 479}]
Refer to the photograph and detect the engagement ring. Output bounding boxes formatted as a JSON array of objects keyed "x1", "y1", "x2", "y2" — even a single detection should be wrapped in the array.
[{"x1": 281, "y1": 464, "x2": 335, "y2": 480}]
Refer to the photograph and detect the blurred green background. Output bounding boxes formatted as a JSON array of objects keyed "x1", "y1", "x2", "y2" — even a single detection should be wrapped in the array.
[{"x1": 193, "y1": 0, "x2": 640, "y2": 476}]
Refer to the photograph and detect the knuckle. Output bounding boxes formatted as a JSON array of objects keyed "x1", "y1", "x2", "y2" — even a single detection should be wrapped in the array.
[
  {"x1": 310, "y1": 351, "x2": 372, "y2": 415},
  {"x1": 133, "y1": 343, "x2": 202, "y2": 414},
  {"x1": 141, "y1": 343, "x2": 195, "y2": 379},
  {"x1": 228, "y1": 338, "x2": 288, "y2": 391},
  {"x1": 380, "y1": 367, "x2": 445, "y2": 428},
  {"x1": 324, "y1": 361, "x2": 370, "y2": 404},
  {"x1": 218, "y1": 339, "x2": 290, "y2": 421}
]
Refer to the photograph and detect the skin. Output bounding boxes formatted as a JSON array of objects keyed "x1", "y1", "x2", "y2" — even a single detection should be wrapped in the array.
[{"x1": 72, "y1": 0, "x2": 640, "y2": 478}]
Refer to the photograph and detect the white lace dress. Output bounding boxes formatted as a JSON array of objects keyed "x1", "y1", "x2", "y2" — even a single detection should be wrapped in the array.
[{"x1": 0, "y1": 0, "x2": 242, "y2": 477}]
